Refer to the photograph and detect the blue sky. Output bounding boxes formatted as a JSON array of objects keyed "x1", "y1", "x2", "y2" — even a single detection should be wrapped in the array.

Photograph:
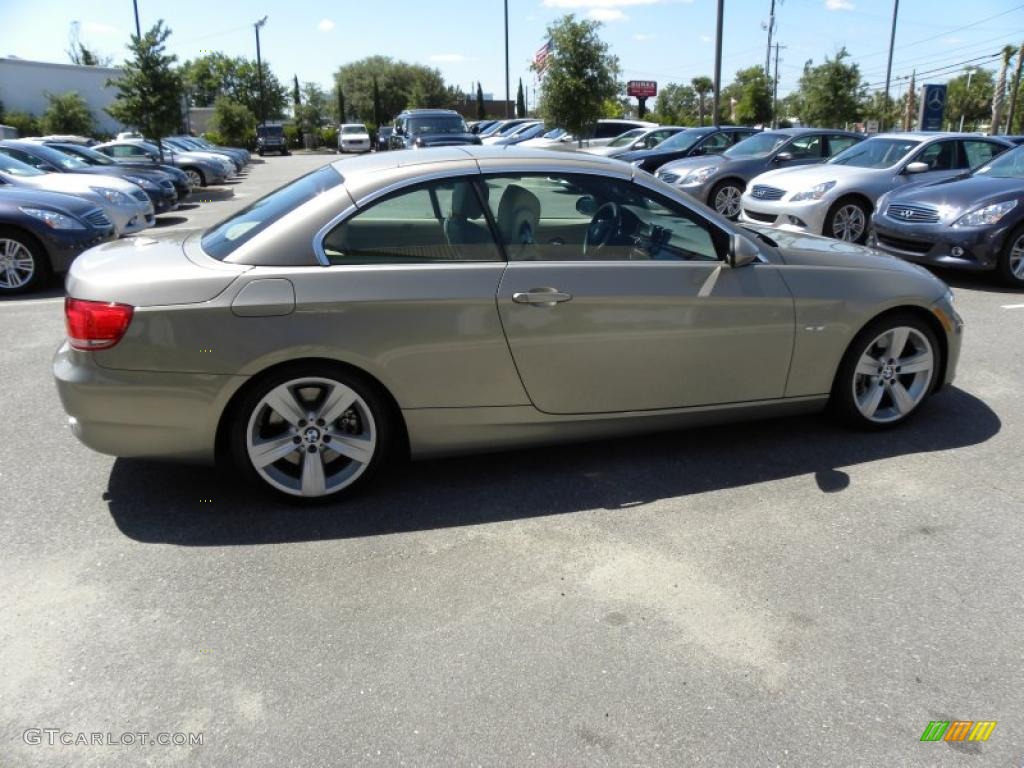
[{"x1": 2, "y1": 0, "x2": 1022, "y2": 104}]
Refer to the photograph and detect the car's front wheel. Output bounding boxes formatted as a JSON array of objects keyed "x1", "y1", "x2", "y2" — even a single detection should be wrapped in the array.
[
  {"x1": 183, "y1": 167, "x2": 206, "y2": 187},
  {"x1": 230, "y1": 364, "x2": 397, "y2": 501},
  {"x1": 826, "y1": 197, "x2": 870, "y2": 243},
  {"x1": 710, "y1": 180, "x2": 744, "y2": 219},
  {"x1": 0, "y1": 227, "x2": 50, "y2": 294},
  {"x1": 831, "y1": 313, "x2": 940, "y2": 428},
  {"x1": 997, "y1": 224, "x2": 1024, "y2": 287}
]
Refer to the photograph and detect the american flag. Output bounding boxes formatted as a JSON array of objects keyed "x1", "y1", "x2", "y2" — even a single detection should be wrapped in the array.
[{"x1": 534, "y1": 40, "x2": 552, "y2": 74}]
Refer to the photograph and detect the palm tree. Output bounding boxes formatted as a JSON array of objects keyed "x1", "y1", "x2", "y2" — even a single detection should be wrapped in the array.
[
  {"x1": 1005, "y1": 42, "x2": 1024, "y2": 133},
  {"x1": 991, "y1": 45, "x2": 1015, "y2": 135},
  {"x1": 691, "y1": 76, "x2": 714, "y2": 126}
]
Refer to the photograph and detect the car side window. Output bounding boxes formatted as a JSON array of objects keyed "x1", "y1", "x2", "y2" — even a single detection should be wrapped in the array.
[
  {"x1": 482, "y1": 173, "x2": 724, "y2": 263},
  {"x1": 1, "y1": 148, "x2": 39, "y2": 167},
  {"x1": 786, "y1": 134, "x2": 823, "y2": 159},
  {"x1": 321, "y1": 178, "x2": 502, "y2": 265},
  {"x1": 698, "y1": 132, "x2": 731, "y2": 154},
  {"x1": 594, "y1": 123, "x2": 630, "y2": 139},
  {"x1": 962, "y1": 140, "x2": 1004, "y2": 168},
  {"x1": 915, "y1": 140, "x2": 958, "y2": 170},
  {"x1": 826, "y1": 135, "x2": 859, "y2": 156}
]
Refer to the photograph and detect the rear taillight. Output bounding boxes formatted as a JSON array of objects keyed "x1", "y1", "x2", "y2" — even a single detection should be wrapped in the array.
[{"x1": 65, "y1": 298, "x2": 134, "y2": 351}]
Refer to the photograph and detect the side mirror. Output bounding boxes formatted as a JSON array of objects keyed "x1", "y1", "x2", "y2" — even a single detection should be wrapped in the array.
[
  {"x1": 575, "y1": 195, "x2": 598, "y2": 216},
  {"x1": 728, "y1": 233, "x2": 760, "y2": 268},
  {"x1": 774, "y1": 151, "x2": 793, "y2": 163},
  {"x1": 905, "y1": 161, "x2": 929, "y2": 174}
]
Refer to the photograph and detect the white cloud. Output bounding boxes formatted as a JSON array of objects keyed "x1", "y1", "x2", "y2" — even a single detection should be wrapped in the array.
[
  {"x1": 589, "y1": 8, "x2": 627, "y2": 21},
  {"x1": 317, "y1": 18, "x2": 335, "y2": 31},
  {"x1": 699, "y1": 34, "x2": 712, "y2": 43},
  {"x1": 633, "y1": 33, "x2": 655, "y2": 41},
  {"x1": 945, "y1": 36, "x2": 962, "y2": 45},
  {"x1": 825, "y1": 0, "x2": 854, "y2": 9},
  {"x1": 82, "y1": 21, "x2": 118, "y2": 36},
  {"x1": 543, "y1": 0, "x2": 660, "y2": 7},
  {"x1": 430, "y1": 54, "x2": 466, "y2": 62}
]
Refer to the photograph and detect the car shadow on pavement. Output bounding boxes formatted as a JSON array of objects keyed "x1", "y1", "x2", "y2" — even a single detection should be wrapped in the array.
[{"x1": 105, "y1": 386, "x2": 1001, "y2": 546}]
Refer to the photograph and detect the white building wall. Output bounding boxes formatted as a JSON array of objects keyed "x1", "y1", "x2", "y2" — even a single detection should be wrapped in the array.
[{"x1": 0, "y1": 57, "x2": 126, "y2": 135}]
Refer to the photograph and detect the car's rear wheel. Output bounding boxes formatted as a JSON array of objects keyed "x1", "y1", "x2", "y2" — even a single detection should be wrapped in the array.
[
  {"x1": 230, "y1": 364, "x2": 396, "y2": 502},
  {"x1": 710, "y1": 180, "x2": 743, "y2": 219},
  {"x1": 996, "y1": 224, "x2": 1024, "y2": 287},
  {"x1": 183, "y1": 167, "x2": 205, "y2": 187},
  {"x1": 826, "y1": 197, "x2": 870, "y2": 243},
  {"x1": 831, "y1": 313, "x2": 940, "y2": 428},
  {"x1": 0, "y1": 227, "x2": 50, "y2": 294}
]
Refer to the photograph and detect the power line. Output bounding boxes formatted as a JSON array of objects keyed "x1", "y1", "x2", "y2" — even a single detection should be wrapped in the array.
[
  {"x1": 859, "y1": 31, "x2": 1024, "y2": 79},
  {"x1": 857, "y1": 3, "x2": 1024, "y2": 60},
  {"x1": 863, "y1": 50, "x2": 1002, "y2": 89}
]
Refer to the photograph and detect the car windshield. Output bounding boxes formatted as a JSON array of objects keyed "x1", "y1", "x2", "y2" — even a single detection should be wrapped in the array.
[
  {"x1": 342, "y1": 126, "x2": 366, "y2": 135},
  {"x1": 974, "y1": 146, "x2": 1024, "y2": 178},
  {"x1": 828, "y1": 137, "x2": 919, "y2": 168},
  {"x1": 408, "y1": 116, "x2": 467, "y2": 135},
  {"x1": 59, "y1": 144, "x2": 115, "y2": 165},
  {"x1": 257, "y1": 126, "x2": 283, "y2": 138},
  {"x1": 724, "y1": 132, "x2": 789, "y2": 158},
  {"x1": 607, "y1": 129, "x2": 646, "y2": 148},
  {"x1": 541, "y1": 127, "x2": 566, "y2": 140},
  {"x1": 655, "y1": 130, "x2": 704, "y2": 151},
  {"x1": 202, "y1": 165, "x2": 343, "y2": 260},
  {"x1": 0, "y1": 151, "x2": 46, "y2": 176},
  {"x1": 31, "y1": 145, "x2": 91, "y2": 170}
]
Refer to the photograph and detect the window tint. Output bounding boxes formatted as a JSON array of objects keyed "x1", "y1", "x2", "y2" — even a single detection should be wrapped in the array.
[
  {"x1": 732, "y1": 130, "x2": 757, "y2": 144},
  {"x1": 915, "y1": 140, "x2": 958, "y2": 171},
  {"x1": 322, "y1": 178, "x2": 502, "y2": 265},
  {"x1": 203, "y1": 166, "x2": 343, "y2": 260},
  {"x1": 594, "y1": 123, "x2": 634, "y2": 139},
  {"x1": 482, "y1": 173, "x2": 724, "y2": 262},
  {"x1": 1, "y1": 148, "x2": 40, "y2": 167},
  {"x1": 826, "y1": 135, "x2": 859, "y2": 156},
  {"x1": 699, "y1": 132, "x2": 732, "y2": 153},
  {"x1": 962, "y1": 140, "x2": 1004, "y2": 168},
  {"x1": 786, "y1": 134, "x2": 822, "y2": 159}
]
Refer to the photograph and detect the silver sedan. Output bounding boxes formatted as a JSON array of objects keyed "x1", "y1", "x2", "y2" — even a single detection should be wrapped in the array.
[{"x1": 54, "y1": 147, "x2": 963, "y2": 501}]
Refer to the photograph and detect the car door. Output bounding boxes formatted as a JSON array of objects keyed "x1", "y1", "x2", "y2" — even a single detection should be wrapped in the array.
[
  {"x1": 778, "y1": 133, "x2": 826, "y2": 167},
  {"x1": 484, "y1": 170, "x2": 795, "y2": 414},
  {"x1": 692, "y1": 131, "x2": 732, "y2": 157},
  {"x1": 960, "y1": 139, "x2": 1008, "y2": 170},
  {"x1": 306, "y1": 172, "x2": 526, "y2": 408},
  {"x1": 825, "y1": 134, "x2": 860, "y2": 158},
  {"x1": 904, "y1": 139, "x2": 963, "y2": 184}
]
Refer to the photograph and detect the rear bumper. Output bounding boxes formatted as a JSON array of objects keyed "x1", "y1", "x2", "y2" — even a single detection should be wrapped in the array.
[
  {"x1": 869, "y1": 215, "x2": 1008, "y2": 272},
  {"x1": 53, "y1": 343, "x2": 247, "y2": 463}
]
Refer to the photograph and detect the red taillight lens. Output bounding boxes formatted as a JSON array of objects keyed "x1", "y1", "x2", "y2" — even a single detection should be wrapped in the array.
[{"x1": 65, "y1": 297, "x2": 134, "y2": 351}]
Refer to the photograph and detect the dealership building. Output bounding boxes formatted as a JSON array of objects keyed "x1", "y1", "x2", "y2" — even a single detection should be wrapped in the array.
[{"x1": 0, "y1": 57, "x2": 127, "y2": 135}]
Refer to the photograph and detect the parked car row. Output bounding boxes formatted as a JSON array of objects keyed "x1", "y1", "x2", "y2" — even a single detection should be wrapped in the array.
[{"x1": 0, "y1": 134, "x2": 251, "y2": 294}]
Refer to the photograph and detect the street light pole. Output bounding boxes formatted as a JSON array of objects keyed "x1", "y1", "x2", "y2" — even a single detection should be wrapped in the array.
[
  {"x1": 254, "y1": 16, "x2": 268, "y2": 128},
  {"x1": 959, "y1": 69, "x2": 973, "y2": 131},
  {"x1": 712, "y1": 0, "x2": 724, "y2": 125},
  {"x1": 504, "y1": 0, "x2": 511, "y2": 118},
  {"x1": 132, "y1": 0, "x2": 141, "y2": 38},
  {"x1": 883, "y1": 0, "x2": 899, "y2": 130}
]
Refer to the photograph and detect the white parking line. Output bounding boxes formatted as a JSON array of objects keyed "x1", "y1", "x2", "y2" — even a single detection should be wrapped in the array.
[
  {"x1": 1002, "y1": 303, "x2": 1024, "y2": 309},
  {"x1": 0, "y1": 297, "x2": 63, "y2": 308}
]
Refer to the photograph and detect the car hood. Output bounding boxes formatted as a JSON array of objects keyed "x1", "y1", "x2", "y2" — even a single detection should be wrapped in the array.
[
  {"x1": 752, "y1": 163, "x2": 884, "y2": 190},
  {"x1": 166, "y1": 150, "x2": 222, "y2": 165},
  {"x1": 885, "y1": 174, "x2": 1024, "y2": 219},
  {"x1": 67, "y1": 228, "x2": 249, "y2": 306},
  {"x1": 659, "y1": 154, "x2": 730, "y2": 174},
  {"x1": 0, "y1": 186, "x2": 103, "y2": 217},
  {"x1": 12, "y1": 172, "x2": 140, "y2": 198}
]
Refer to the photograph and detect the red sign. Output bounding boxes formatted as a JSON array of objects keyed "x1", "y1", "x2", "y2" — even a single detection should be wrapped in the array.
[{"x1": 627, "y1": 80, "x2": 657, "y2": 98}]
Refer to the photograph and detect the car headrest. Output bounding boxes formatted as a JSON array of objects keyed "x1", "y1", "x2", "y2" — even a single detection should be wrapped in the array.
[
  {"x1": 496, "y1": 184, "x2": 540, "y2": 246},
  {"x1": 449, "y1": 181, "x2": 487, "y2": 220}
]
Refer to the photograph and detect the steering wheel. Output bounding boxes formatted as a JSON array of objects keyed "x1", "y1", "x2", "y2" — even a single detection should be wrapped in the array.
[{"x1": 583, "y1": 202, "x2": 621, "y2": 257}]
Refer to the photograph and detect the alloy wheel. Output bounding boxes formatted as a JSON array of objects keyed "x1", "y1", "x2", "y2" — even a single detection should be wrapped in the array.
[
  {"x1": 831, "y1": 204, "x2": 867, "y2": 242},
  {"x1": 0, "y1": 238, "x2": 36, "y2": 291},
  {"x1": 184, "y1": 169, "x2": 203, "y2": 187},
  {"x1": 245, "y1": 376, "x2": 377, "y2": 498},
  {"x1": 851, "y1": 326, "x2": 935, "y2": 424},
  {"x1": 1009, "y1": 233, "x2": 1024, "y2": 280},
  {"x1": 713, "y1": 185, "x2": 742, "y2": 218}
]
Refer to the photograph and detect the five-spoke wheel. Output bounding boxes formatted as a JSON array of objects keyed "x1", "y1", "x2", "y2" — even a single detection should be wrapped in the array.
[
  {"x1": 0, "y1": 228, "x2": 47, "y2": 294},
  {"x1": 711, "y1": 181, "x2": 743, "y2": 219},
  {"x1": 826, "y1": 199, "x2": 870, "y2": 244}
]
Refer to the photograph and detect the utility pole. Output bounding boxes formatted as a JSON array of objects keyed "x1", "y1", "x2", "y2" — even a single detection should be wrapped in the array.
[
  {"x1": 254, "y1": 16, "x2": 268, "y2": 128},
  {"x1": 771, "y1": 43, "x2": 786, "y2": 128},
  {"x1": 764, "y1": 0, "x2": 776, "y2": 76},
  {"x1": 712, "y1": 0, "x2": 724, "y2": 126},
  {"x1": 504, "y1": 0, "x2": 511, "y2": 118},
  {"x1": 958, "y1": 68, "x2": 973, "y2": 131},
  {"x1": 132, "y1": 0, "x2": 141, "y2": 38},
  {"x1": 883, "y1": 0, "x2": 899, "y2": 131}
]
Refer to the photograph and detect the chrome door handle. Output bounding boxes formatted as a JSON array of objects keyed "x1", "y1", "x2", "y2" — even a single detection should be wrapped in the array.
[{"x1": 512, "y1": 288, "x2": 573, "y2": 305}]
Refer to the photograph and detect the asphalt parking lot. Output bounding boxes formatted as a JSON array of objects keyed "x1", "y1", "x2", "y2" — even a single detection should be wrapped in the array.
[{"x1": 1, "y1": 152, "x2": 1023, "y2": 767}]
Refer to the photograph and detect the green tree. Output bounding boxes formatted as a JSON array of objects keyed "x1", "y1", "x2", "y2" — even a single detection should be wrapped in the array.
[
  {"x1": 860, "y1": 91, "x2": 901, "y2": 130},
  {"x1": 1006, "y1": 42, "x2": 1024, "y2": 133},
  {"x1": 298, "y1": 82, "x2": 330, "y2": 133},
  {"x1": 372, "y1": 77, "x2": 383, "y2": 127},
  {"x1": 793, "y1": 48, "x2": 865, "y2": 128},
  {"x1": 181, "y1": 53, "x2": 287, "y2": 120},
  {"x1": 292, "y1": 75, "x2": 301, "y2": 114},
  {"x1": 335, "y1": 85, "x2": 346, "y2": 123},
  {"x1": 655, "y1": 83, "x2": 697, "y2": 124},
  {"x1": 106, "y1": 21, "x2": 184, "y2": 158},
  {"x1": 210, "y1": 96, "x2": 256, "y2": 147},
  {"x1": 335, "y1": 56, "x2": 458, "y2": 124},
  {"x1": 40, "y1": 91, "x2": 94, "y2": 135},
  {"x1": 4, "y1": 111, "x2": 40, "y2": 137},
  {"x1": 991, "y1": 45, "x2": 1015, "y2": 134},
  {"x1": 516, "y1": 78, "x2": 527, "y2": 117},
  {"x1": 722, "y1": 66, "x2": 772, "y2": 125},
  {"x1": 691, "y1": 76, "x2": 714, "y2": 126},
  {"x1": 533, "y1": 15, "x2": 620, "y2": 145},
  {"x1": 945, "y1": 68, "x2": 995, "y2": 131},
  {"x1": 66, "y1": 21, "x2": 113, "y2": 67},
  {"x1": 476, "y1": 82, "x2": 485, "y2": 120}
]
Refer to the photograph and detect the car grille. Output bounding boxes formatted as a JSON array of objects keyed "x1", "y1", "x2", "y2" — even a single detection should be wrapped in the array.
[
  {"x1": 130, "y1": 188, "x2": 149, "y2": 202},
  {"x1": 83, "y1": 209, "x2": 112, "y2": 229},
  {"x1": 876, "y1": 233, "x2": 933, "y2": 254},
  {"x1": 657, "y1": 172, "x2": 680, "y2": 184},
  {"x1": 743, "y1": 209, "x2": 777, "y2": 223},
  {"x1": 750, "y1": 185, "x2": 786, "y2": 201},
  {"x1": 886, "y1": 203, "x2": 940, "y2": 223}
]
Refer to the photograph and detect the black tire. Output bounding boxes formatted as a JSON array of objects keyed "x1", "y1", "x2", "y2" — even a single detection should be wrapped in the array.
[
  {"x1": 228, "y1": 362, "x2": 399, "y2": 503},
  {"x1": 996, "y1": 223, "x2": 1024, "y2": 288},
  {"x1": 183, "y1": 166, "x2": 207, "y2": 187},
  {"x1": 824, "y1": 197, "x2": 871, "y2": 244},
  {"x1": 258, "y1": 149, "x2": 265, "y2": 157},
  {"x1": 830, "y1": 311, "x2": 941, "y2": 430},
  {"x1": 0, "y1": 226, "x2": 51, "y2": 295},
  {"x1": 709, "y1": 180, "x2": 744, "y2": 219}
]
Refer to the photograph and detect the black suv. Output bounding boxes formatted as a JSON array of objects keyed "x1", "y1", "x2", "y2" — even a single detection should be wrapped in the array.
[
  {"x1": 256, "y1": 124, "x2": 289, "y2": 156},
  {"x1": 388, "y1": 109, "x2": 481, "y2": 150}
]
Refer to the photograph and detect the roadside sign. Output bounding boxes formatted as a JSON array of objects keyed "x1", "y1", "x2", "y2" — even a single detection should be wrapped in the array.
[
  {"x1": 627, "y1": 80, "x2": 657, "y2": 99},
  {"x1": 865, "y1": 120, "x2": 879, "y2": 134},
  {"x1": 918, "y1": 84, "x2": 946, "y2": 131}
]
